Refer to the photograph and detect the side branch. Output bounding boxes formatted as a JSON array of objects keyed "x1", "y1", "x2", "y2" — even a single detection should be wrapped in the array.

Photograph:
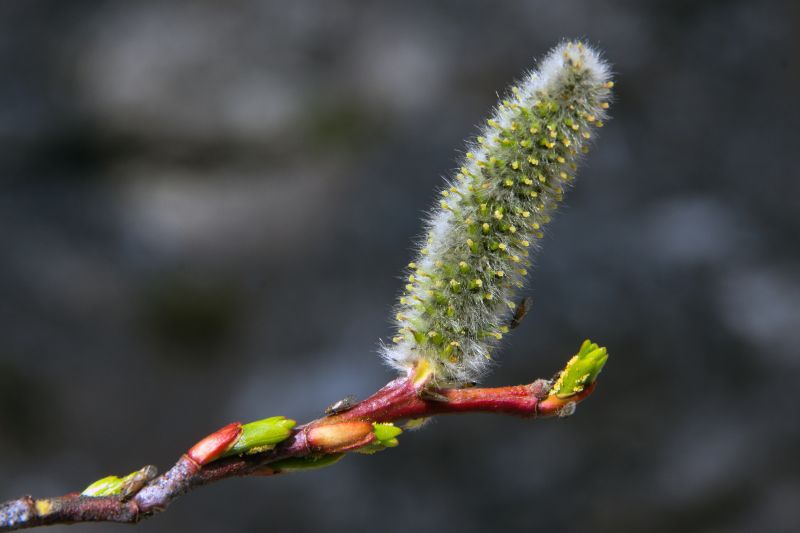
[{"x1": 0, "y1": 353, "x2": 603, "y2": 531}]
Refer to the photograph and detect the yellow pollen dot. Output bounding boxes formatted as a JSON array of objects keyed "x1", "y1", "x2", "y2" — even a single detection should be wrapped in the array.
[
  {"x1": 496, "y1": 270, "x2": 505, "y2": 277},
  {"x1": 520, "y1": 240, "x2": 530, "y2": 247},
  {"x1": 466, "y1": 152, "x2": 475, "y2": 159},
  {"x1": 405, "y1": 284, "x2": 413, "y2": 291},
  {"x1": 459, "y1": 261, "x2": 468, "y2": 268},
  {"x1": 511, "y1": 255, "x2": 520, "y2": 263},
  {"x1": 441, "y1": 190, "x2": 449, "y2": 197},
  {"x1": 528, "y1": 157, "x2": 539, "y2": 165},
  {"x1": 511, "y1": 161, "x2": 520, "y2": 170},
  {"x1": 600, "y1": 102, "x2": 609, "y2": 109},
  {"x1": 440, "y1": 200, "x2": 450, "y2": 209},
  {"x1": 519, "y1": 268, "x2": 528, "y2": 275},
  {"x1": 473, "y1": 279, "x2": 483, "y2": 287},
  {"x1": 522, "y1": 211, "x2": 530, "y2": 218},
  {"x1": 605, "y1": 81, "x2": 614, "y2": 88},
  {"x1": 560, "y1": 171, "x2": 568, "y2": 179},
  {"x1": 530, "y1": 191, "x2": 538, "y2": 198},
  {"x1": 466, "y1": 238, "x2": 474, "y2": 247},
  {"x1": 421, "y1": 248, "x2": 429, "y2": 255},
  {"x1": 400, "y1": 297, "x2": 408, "y2": 304},
  {"x1": 484, "y1": 293, "x2": 493, "y2": 300},
  {"x1": 477, "y1": 136, "x2": 485, "y2": 143},
  {"x1": 396, "y1": 313, "x2": 406, "y2": 321},
  {"x1": 498, "y1": 243, "x2": 507, "y2": 251},
  {"x1": 557, "y1": 156, "x2": 566, "y2": 163},
  {"x1": 562, "y1": 138, "x2": 571, "y2": 147},
  {"x1": 582, "y1": 131, "x2": 591, "y2": 139},
  {"x1": 509, "y1": 226, "x2": 517, "y2": 234},
  {"x1": 408, "y1": 275, "x2": 416, "y2": 282},
  {"x1": 408, "y1": 262, "x2": 417, "y2": 269},
  {"x1": 494, "y1": 210, "x2": 503, "y2": 220},
  {"x1": 450, "y1": 279, "x2": 460, "y2": 288},
  {"x1": 482, "y1": 222, "x2": 490, "y2": 232},
  {"x1": 428, "y1": 330, "x2": 438, "y2": 337}
]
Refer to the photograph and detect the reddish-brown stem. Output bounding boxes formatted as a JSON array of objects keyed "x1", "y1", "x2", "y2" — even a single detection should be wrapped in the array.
[{"x1": 0, "y1": 372, "x2": 598, "y2": 531}]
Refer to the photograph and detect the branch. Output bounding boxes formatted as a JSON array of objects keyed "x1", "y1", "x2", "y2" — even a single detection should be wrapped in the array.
[{"x1": 0, "y1": 347, "x2": 604, "y2": 531}]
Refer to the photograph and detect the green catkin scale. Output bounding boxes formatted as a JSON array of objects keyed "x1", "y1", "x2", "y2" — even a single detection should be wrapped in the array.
[{"x1": 381, "y1": 41, "x2": 613, "y2": 384}]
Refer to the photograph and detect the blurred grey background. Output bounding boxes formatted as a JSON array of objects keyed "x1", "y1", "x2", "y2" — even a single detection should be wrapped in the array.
[{"x1": 1, "y1": 1, "x2": 798, "y2": 532}]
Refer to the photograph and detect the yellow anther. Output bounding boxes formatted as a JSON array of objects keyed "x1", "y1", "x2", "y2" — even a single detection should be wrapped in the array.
[
  {"x1": 484, "y1": 293, "x2": 493, "y2": 300},
  {"x1": 476, "y1": 136, "x2": 485, "y2": 143},
  {"x1": 503, "y1": 178, "x2": 514, "y2": 187},
  {"x1": 473, "y1": 279, "x2": 483, "y2": 287},
  {"x1": 498, "y1": 243, "x2": 507, "y2": 251},
  {"x1": 428, "y1": 330, "x2": 438, "y2": 338},
  {"x1": 482, "y1": 222, "x2": 490, "y2": 233},
  {"x1": 421, "y1": 248, "x2": 429, "y2": 255},
  {"x1": 582, "y1": 131, "x2": 591, "y2": 139},
  {"x1": 562, "y1": 138, "x2": 571, "y2": 147},
  {"x1": 605, "y1": 81, "x2": 614, "y2": 88},
  {"x1": 519, "y1": 268, "x2": 528, "y2": 275},
  {"x1": 495, "y1": 270, "x2": 505, "y2": 277},
  {"x1": 408, "y1": 262, "x2": 417, "y2": 269},
  {"x1": 408, "y1": 274, "x2": 416, "y2": 282},
  {"x1": 522, "y1": 211, "x2": 530, "y2": 218},
  {"x1": 557, "y1": 156, "x2": 566, "y2": 163},
  {"x1": 529, "y1": 126, "x2": 540, "y2": 134},
  {"x1": 511, "y1": 161, "x2": 520, "y2": 170},
  {"x1": 508, "y1": 226, "x2": 517, "y2": 234},
  {"x1": 511, "y1": 255, "x2": 521, "y2": 263},
  {"x1": 494, "y1": 210, "x2": 503, "y2": 220},
  {"x1": 528, "y1": 157, "x2": 539, "y2": 166},
  {"x1": 560, "y1": 171, "x2": 568, "y2": 179},
  {"x1": 520, "y1": 240, "x2": 530, "y2": 247},
  {"x1": 600, "y1": 102, "x2": 609, "y2": 109},
  {"x1": 466, "y1": 152, "x2": 475, "y2": 159},
  {"x1": 405, "y1": 284, "x2": 414, "y2": 291}
]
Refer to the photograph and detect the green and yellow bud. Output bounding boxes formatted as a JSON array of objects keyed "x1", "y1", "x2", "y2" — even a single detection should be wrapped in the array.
[{"x1": 223, "y1": 416, "x2": 297, "y2": 457}]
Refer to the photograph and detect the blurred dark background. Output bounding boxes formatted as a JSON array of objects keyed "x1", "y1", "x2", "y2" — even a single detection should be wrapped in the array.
[{"x1": 1, "y1": 1, "x2": 798, "y2": 532}]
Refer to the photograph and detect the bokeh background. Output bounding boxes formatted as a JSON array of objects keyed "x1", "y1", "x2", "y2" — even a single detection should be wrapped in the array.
[{"x1": 1, "y1": 1, "x2": 798, "y2": 531}]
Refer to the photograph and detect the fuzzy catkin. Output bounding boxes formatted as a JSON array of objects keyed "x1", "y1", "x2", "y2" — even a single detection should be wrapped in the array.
[{"x1": 382, "y1": 41, "x2": 613, "y2": 384}]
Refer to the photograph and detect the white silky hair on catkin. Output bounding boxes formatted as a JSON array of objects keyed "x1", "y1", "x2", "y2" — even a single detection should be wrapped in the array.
[{"x1": 381, "y1": 41, "x2": 612, "y2": 385}]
